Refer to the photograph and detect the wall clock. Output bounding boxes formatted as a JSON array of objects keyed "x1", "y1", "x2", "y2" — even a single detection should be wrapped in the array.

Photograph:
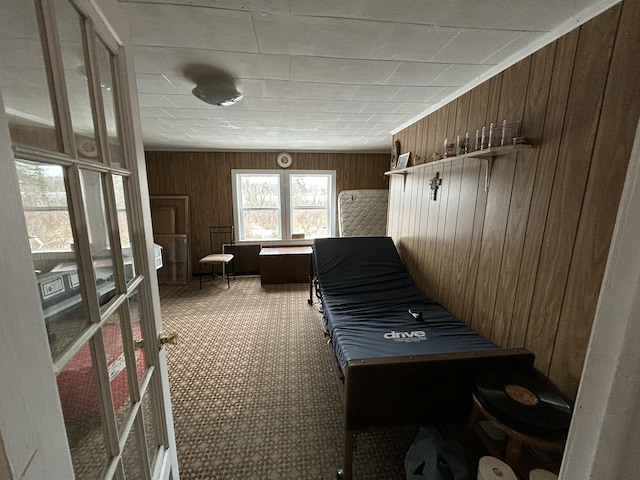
[
  {"x1": 277, "y1": 152, "x2": 292, "y2": 168},
  {"x1": 77, "y1": 138, "x2": 98, "y2": 158}
]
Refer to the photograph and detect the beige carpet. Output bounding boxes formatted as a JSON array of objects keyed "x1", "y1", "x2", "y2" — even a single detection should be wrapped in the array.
[{"x1": 159, "y1": 276, "x2": 418, "y2": 480}]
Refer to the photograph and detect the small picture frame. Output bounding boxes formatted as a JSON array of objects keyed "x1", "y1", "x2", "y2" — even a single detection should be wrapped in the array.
[
  {"x1": 390, "y1": 140, "x2": 400, "y2": 170},
  {"x1": 397, "y1": 152, "x2": 410, "y2": 170}
]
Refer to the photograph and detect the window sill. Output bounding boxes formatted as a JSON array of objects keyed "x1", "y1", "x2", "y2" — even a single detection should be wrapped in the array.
[{"x1": 236, "y1": 238, "x2": 316, "y2": 247}]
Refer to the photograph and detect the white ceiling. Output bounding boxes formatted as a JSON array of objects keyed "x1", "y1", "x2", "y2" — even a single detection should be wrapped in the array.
[{"x1": 0, "y1": 0, "x2": 620, "y2": 153}]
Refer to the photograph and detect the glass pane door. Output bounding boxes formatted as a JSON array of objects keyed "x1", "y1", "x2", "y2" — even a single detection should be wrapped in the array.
[
  {"x1": 15, "y1": 159, "x2": 89, "y2": 359},
  {"x1": 52, "y1": 0, "x2": 99, "y2": 161},
  {"x1": 0, "y1": 0, "x2": 61, "y2": 151},
  {"x1": 5, "y1": 0, "x2": 176, "y2": 478},
  {"x1": 79, "y1": 168, "x2": 117, "y2": 309}
]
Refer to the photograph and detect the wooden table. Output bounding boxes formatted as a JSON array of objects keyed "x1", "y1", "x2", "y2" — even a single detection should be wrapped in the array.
[{"x1": 259, "y1": 246, "x2": 314, "y2": 303}]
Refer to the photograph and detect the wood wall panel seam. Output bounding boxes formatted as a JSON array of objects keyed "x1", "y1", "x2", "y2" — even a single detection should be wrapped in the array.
[
  {"x1": 433, "y1": 161, "x2": 453, "y2": 300},
  {"x1": 486, "y1": 57, "x2": 533, "y2": 346},
  {"x1": 495, "y1": 43, "x2": 556, "y2": 349},
  {"x1": 469, "y1": 70, "x2": 511, "y2": 337},
  {"x1": 509, "y1": 32, "x2": 578, "y2": 350},
  {"x1": 416, "y1": 168, "x2": 434, "y2": 294},
  {"x1": 462, "y1": 168, "x2": 488, "y2": 325},
  {"x1": 408, "y1": 170, "x2": 426, "y2": 277},
  {"x1": 448, "y1": 159, "x2": 481, "y2": 320},
  {"x1": 438, "y1": 160, "x2": 464, "y2": 308}
]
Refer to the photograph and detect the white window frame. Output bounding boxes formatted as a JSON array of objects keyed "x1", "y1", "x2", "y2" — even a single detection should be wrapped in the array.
[{"x1": 231, "y1": 169, "x2": 336, "y2": 243}]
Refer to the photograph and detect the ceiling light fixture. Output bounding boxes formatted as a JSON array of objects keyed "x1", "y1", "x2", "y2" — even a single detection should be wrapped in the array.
[{"x1": 192, "y1": 81, "x2": 243, "y2": 106}]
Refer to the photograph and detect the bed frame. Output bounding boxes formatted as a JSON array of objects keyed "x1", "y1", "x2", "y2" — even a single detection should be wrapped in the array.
[
  {"x1": 334, "y1": 347, "x2": 534, "y2": 479},
  {"x1": 312, "y1": 236, "x2": 535, "y2": 479}
]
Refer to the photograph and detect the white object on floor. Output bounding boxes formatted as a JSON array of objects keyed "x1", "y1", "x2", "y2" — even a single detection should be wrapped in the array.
[
  {"x1": 529, "y1": 469, "x2": 558, "y2": 480},
  {"x1": 477, "y1": 456, "x2": 516, "y2": 480}
]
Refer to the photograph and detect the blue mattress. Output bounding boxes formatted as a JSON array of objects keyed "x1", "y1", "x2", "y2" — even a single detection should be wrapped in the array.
[{"x1": 314, "y1": 237, "x2": 497, "y2": 373}]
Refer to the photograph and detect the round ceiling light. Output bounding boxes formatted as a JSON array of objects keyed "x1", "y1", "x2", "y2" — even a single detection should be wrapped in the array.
[{"x1": 192, "y1": 82, "x2": 243, "y2": 106}]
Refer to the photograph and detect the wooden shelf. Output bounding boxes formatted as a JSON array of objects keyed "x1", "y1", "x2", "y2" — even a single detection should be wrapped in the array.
[{"x1": 385, "y1": 144, "x2": 532, "y2": 191}]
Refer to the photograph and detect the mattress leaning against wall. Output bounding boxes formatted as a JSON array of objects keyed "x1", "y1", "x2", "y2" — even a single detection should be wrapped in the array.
[{"x1": 337, "y1": 189, "x2": 389, "y2": 237}]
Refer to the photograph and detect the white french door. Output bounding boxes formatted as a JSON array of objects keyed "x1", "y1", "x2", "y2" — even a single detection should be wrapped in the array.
[{"x1": 0, "y1": 1, "x2": 178, "y2": 479}]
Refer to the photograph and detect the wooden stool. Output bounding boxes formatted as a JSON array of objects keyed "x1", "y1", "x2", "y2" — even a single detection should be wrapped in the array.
[{"x1": 464, "y1": 371, "x2": 572, "y2": 476}]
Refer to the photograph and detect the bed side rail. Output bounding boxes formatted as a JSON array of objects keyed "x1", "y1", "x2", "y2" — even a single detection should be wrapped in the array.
[{"x1": 343, "y1": 348, "x2": 535, "y2": 431}]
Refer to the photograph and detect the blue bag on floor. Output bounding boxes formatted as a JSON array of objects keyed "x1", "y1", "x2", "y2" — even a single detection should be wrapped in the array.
[{"x1": 405, "y1": 427, "x2": 470, "y2": 480}]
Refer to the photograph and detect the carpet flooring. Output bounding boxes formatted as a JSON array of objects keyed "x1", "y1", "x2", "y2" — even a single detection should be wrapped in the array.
[{"x1": 159, "y1": 277, "x2": 419, "y2": 480}]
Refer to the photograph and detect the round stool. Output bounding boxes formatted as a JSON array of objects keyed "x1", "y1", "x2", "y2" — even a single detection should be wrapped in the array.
[{"x1": 465, "y1": 370, "x2": 573, "y2": 475}]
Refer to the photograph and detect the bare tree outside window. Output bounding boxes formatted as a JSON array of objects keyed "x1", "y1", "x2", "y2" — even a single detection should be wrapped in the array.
[
  {"x1": 290, "y1": 175, "x2": 329, "y2": 238},
  {"x1": 239, "y1": 174, "x2": 281, "y2": 239},
  {"x1": 233, "y1": 170, "x2": 335, "y2": 241},
  {"x1": 16, "y1": 160, "x2": 74, "y2": 251}
]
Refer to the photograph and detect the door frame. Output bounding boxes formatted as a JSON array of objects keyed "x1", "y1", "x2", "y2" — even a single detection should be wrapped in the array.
[{"x1": 0, "y1": 0, "x2": 178, "y2": 478}]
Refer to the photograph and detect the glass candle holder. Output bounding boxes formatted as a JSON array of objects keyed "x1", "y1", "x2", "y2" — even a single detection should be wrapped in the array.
[
  {"x1": 458, "y1": 133, "x2": 469, "y2": 155},
  {"x1": 444, "y1": 137, "x2": 456, "y2": 157},
  {"x1": 488, "y1": 123, "x2": 501, "y2": 148},
  {"x1": 501, "y1": 120, "x2": 522, "y2": 146}
]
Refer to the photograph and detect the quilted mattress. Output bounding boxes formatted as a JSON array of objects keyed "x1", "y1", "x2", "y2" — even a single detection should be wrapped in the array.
[{"x1": 338, "y1": 189, "x2": 388, "y2": 237}]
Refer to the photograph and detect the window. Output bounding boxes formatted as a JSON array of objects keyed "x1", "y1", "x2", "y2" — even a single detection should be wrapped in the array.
[
  {"x1": 232, "y1": 170, "x2": 336, "y2": 241},
  {"x1": 16, "y1": 160, "x2": 74, "y2": 252}
]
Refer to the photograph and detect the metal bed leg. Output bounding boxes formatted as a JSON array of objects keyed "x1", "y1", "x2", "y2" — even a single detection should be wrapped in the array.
[
  {"x1": 337, "y1": 431, "x2": 355, "y2": 480},
  {"x1": 308, "y1": 252, "x2": 314, "y2": 304}
]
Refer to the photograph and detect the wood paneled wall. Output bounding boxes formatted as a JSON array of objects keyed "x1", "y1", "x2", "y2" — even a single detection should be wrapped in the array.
[
  {"x1": 145, "y1": 151, "x2": 389, "y2": 273},
  {"x1": 389, "y1": 0, "x2": 640, "y2": 400}
]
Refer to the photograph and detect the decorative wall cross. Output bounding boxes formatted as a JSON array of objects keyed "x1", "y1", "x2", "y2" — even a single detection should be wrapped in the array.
[{"x1": 429, "y1": 172, "x2": 442, "y2": 200}]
